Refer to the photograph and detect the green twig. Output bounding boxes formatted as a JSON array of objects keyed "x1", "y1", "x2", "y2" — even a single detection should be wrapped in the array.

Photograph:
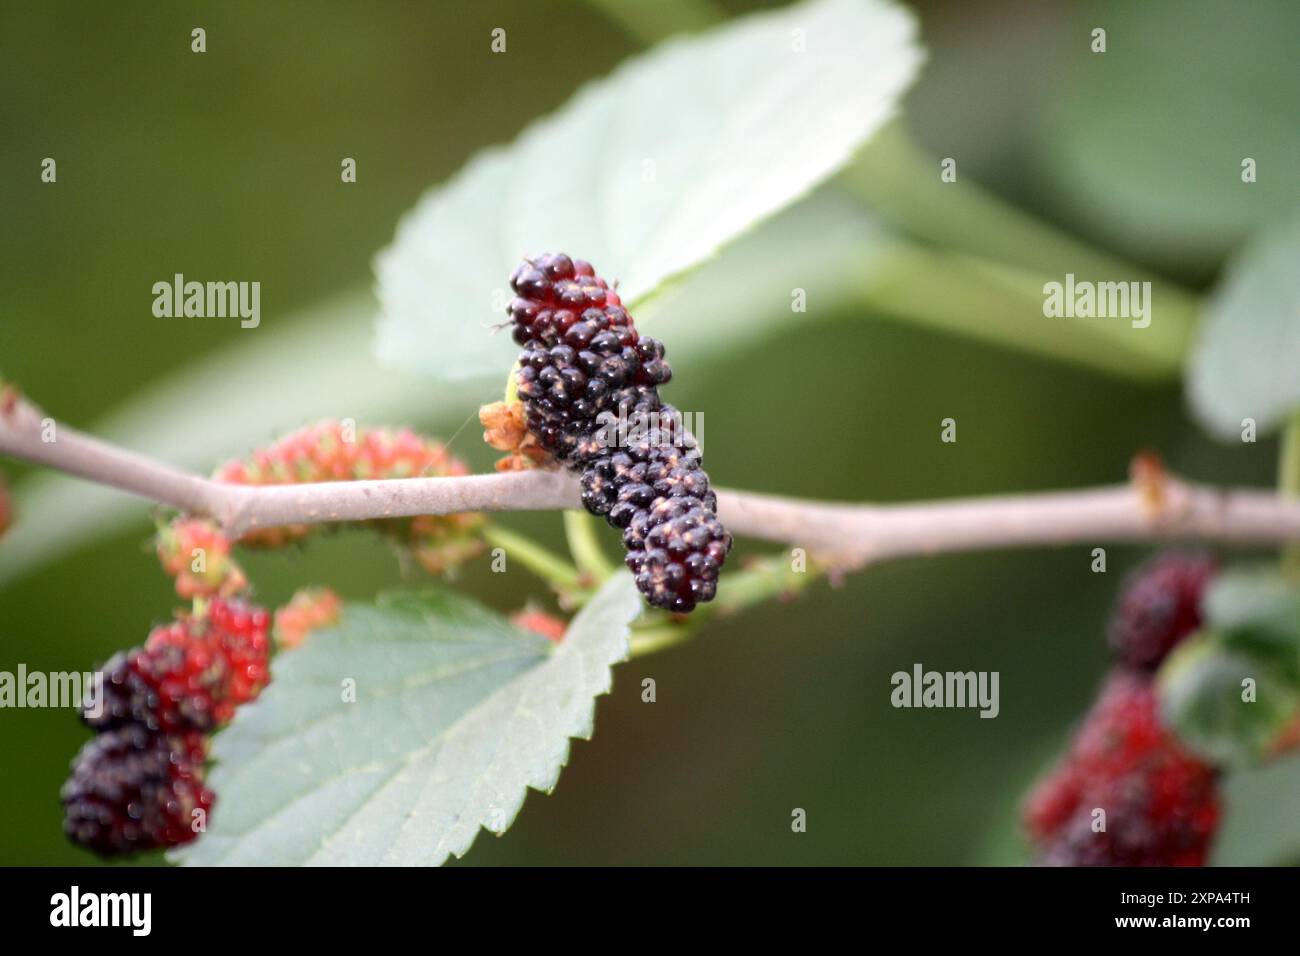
[
  {"x1": 859, "y1": 242, "x2": 1193, "y2": 380},
  {"x1": 564, "y1": 510, "x2": 618, "y2": 581},
  {"x1": 843, "y1": 124, "x2": 1200, "y2": 378},
  {"x1": 844, "y1": 123, "x2": 1158, "y2": 284},
  {"x1": 706, "y1": 552, "x2": 821, "y2": 616},
  {"x1": 628, "y1": 623, "x2": 695, "y2": 657},
  {"x1": 626, "y1": 550, "x2": 824, "y2": 658},
  {"x1": 483, "y1": 524, "x2": 582, "y2": 592}
]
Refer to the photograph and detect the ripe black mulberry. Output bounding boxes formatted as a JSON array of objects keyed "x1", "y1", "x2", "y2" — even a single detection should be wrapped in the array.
[
  {"x1": 62, "y1": 725, "x2": 212, "y2": 855},
  {"x1": 509, "y1": 253, "x2": 730, "y2": 612}
]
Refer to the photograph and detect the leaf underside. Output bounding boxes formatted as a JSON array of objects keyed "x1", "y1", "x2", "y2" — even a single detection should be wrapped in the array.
[
  {"x1": 172, "y1": 574, "x2": 641, "y2": 866},
  {"x1": 1187, "y1": 216, "x2": 1300, "y2": 440},
  {"x1": 373, "y1": 0, "x2": 922, "y2": 382}
]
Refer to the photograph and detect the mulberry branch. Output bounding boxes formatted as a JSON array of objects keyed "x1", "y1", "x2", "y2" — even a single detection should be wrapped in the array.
[{"x1": 4, "y1": 391, "x2": 1300, "y2": 568}]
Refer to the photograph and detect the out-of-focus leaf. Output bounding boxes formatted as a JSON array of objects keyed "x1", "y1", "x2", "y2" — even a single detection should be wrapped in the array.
[
  {"x1": 172, "y1": 574, "x2": 640, "y2": 866},
  {"x1": 1212, "y1": 755, "x2": 1300, "y2": 865},
  {"x1": 1037, "y1": 0, "x2": 1300, "y2": 275},
  {"x1": 1203, "y1": 566, "x2": 1300, "y2": 647},
  {"x1": 373, "y1": 0, "x2": 923, "y2": 382},
  {"x1": 1187, "y1": 218, "x2": 1300, "y2": 440},
  {"x1": 1211, "y1": 754, "x2": 1300, "y2": 868},
  {"x1": 633, "y1": 193, "x2": 890, "y2": 369},
  {"x1": 1159, "y1": 633, "x2": 1300, "y2": 767}
]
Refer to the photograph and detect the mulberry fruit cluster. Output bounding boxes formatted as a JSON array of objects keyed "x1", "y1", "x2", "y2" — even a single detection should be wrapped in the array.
[
  {"x1": 63, "y1": 598, "x2": 270, "y2": 856},
  {"x1": 273, "y1": 587, "x2": 343, "y2": 650},
  {"x1": 1024, "y1": 671, "x2": 1220, "y2": 866},
  {"x1": 508, "y1": 253, "x2": 730, "y2": 613},
  {"x1": 1107, "y1": 551, "x2": 1216, "y2": 670},
  {"x1": 156, "y1": 517, "x2": 247, "y2": 600},
  {"x1": 214, "y1": 420, "x2": 484, "y2": 573},
  {"x1": 62, "y1": 727, "x2": 213, "y2": 857},
  {"x1": 1024, "y1": 550, "x2": 1221, "y2": 867}
]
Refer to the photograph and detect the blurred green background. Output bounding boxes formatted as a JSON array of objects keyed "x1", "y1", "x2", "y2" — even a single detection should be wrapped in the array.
[{"x1": 1, "y1": 0, "x2": 1297, "y2": 865}]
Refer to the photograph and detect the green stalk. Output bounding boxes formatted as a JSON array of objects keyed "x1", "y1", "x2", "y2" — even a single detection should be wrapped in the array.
[
  {"x1": 844, "y1": 123, "x2": 1154, "y2": 284},
  {"x1": 843, "y1": 124, "x2": 1200, "y2": 376},
  {"x1": 627, "y1": 552, "x2": 823, "y2": 658},
  {"x1": 1278, "y1": 413, "x2": 1300, "y2": 575},
  {"x1": 564, "y1": 510, "x2": 617, "y2": 581},
  {"x1": 628, "y1": 623, "x2": 695, "y2": 657},
  {"x1": 483, "y1": 525, "x2": 582, "y2": 592},
  {"x1": 861, "y1": 243, "x2": 1194, "y2": 380},
  {"x1": 705, "y1": 553, "x2": 820, "y2": 617},
  {"x1": 504, "y1": 361, "x2": 519, "y2": 403}
]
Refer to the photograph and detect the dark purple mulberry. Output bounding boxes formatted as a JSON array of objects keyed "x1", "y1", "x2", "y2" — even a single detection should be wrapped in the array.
[
  {"x1": 1108, "y1": 551, "x2": 1217, "y2": 670},
  {"x1": 82, "y1": 625, "x2": 230, "y2": 735},
  {"x1": 509, "y1": 254, "x2": 730, "y2": 612},
  {"x1": 62, "y1": 725, "x2": 213, "y2": 856}
]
